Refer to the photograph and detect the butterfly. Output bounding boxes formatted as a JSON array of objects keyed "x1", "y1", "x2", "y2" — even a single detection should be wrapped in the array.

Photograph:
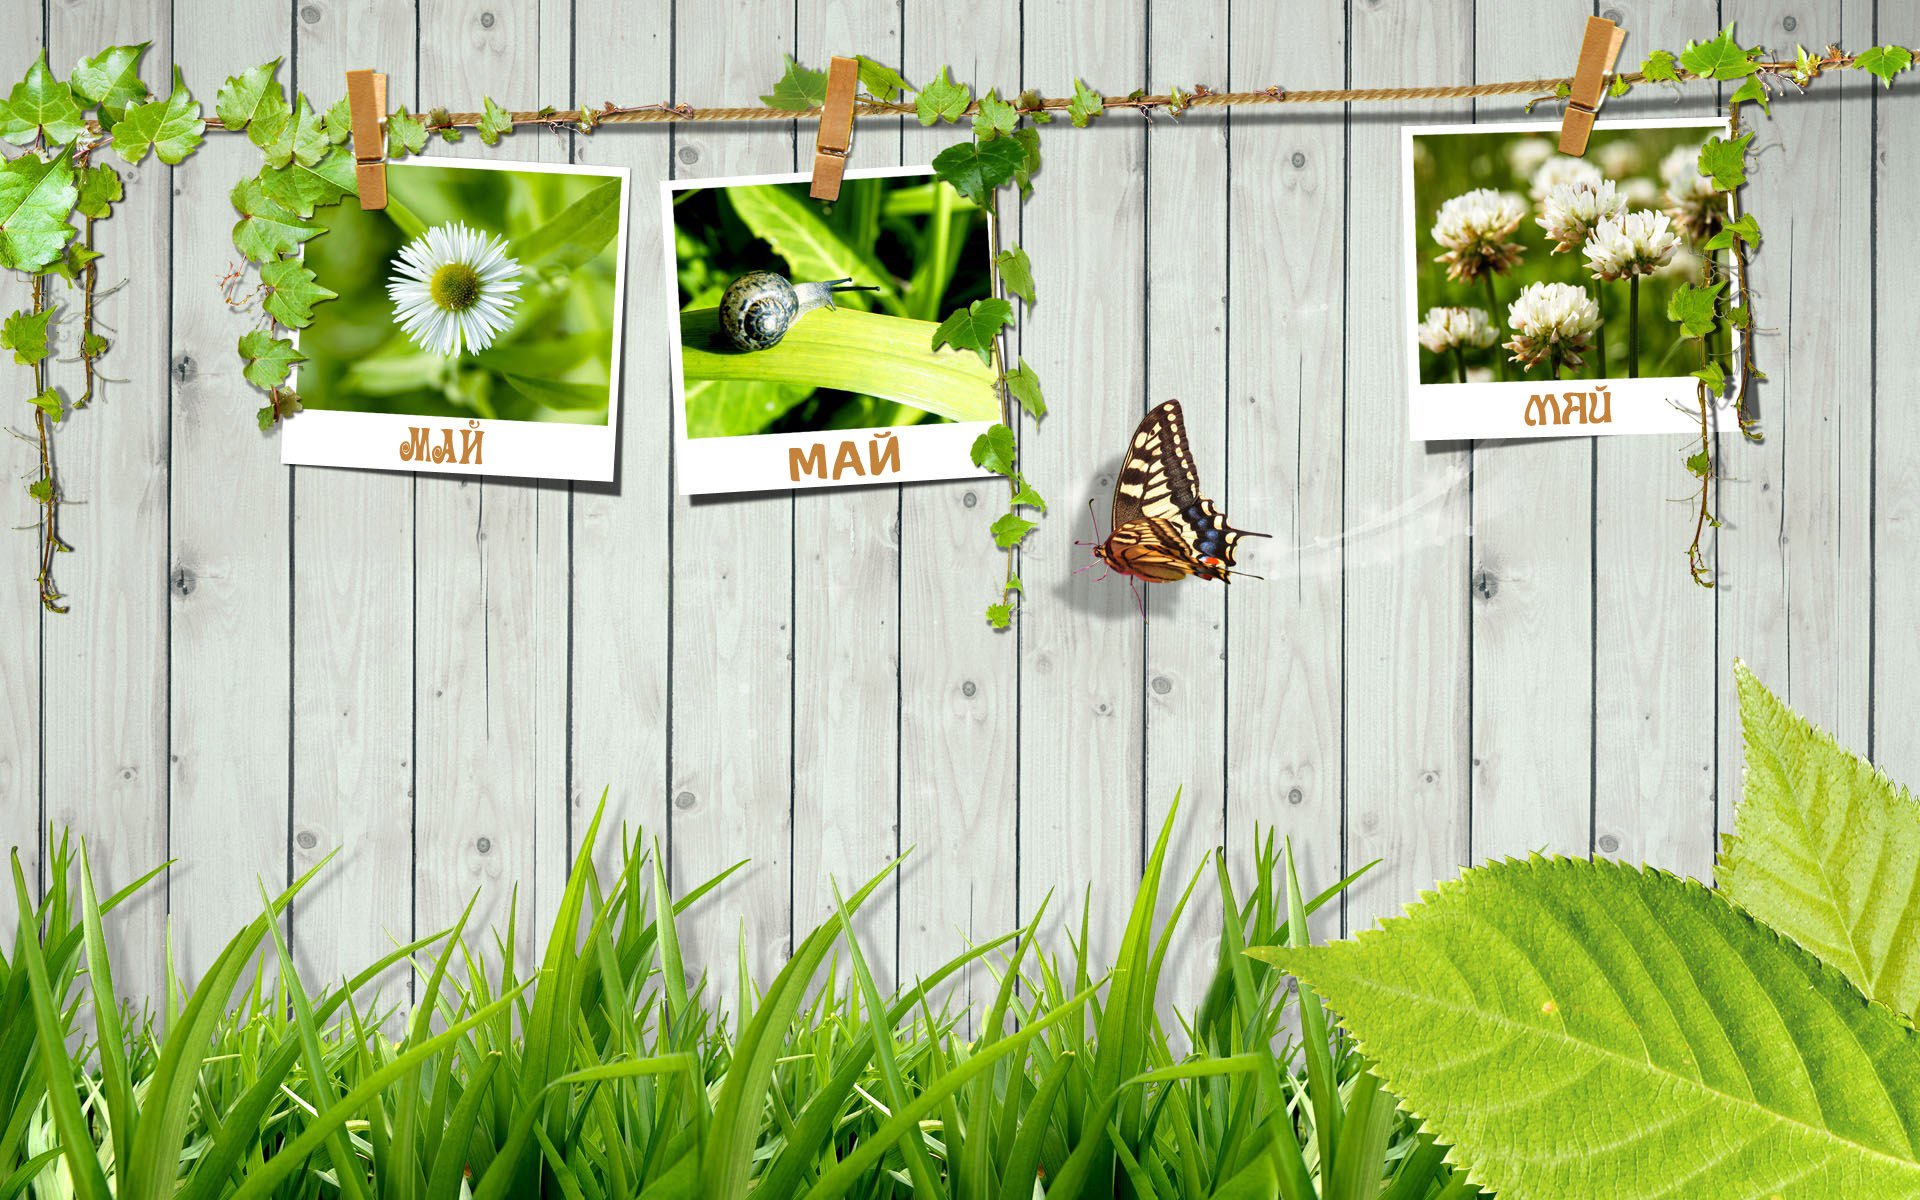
[{"x1": 1081, "y1": 399, "x2": 1267, "y2": 611}]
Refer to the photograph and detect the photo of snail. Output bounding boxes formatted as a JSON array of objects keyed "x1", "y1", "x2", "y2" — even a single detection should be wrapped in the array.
[
  {"x1": 1401, "y1": 118, "x2": 1739, "y2": 442},
  {"x1": 282, "y1": 157, "x2": 630, "y2": 482},
  {"x1": 663, "y1": 166, "x2": 1003, "y2": 495}
]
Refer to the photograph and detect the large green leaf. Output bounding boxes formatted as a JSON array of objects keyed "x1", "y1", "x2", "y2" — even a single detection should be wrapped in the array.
[
  {"x1": 507, "y1": 177, "x2": 623, "y2": 273},
  {"x1": 723, "y1": 183, "x2": 905, "y2": 316},
  {"x1": 680, "y1": 306, "x2": 997, "y2": 425},
  {"x1": 1255, "y1": 858, "x2": 1920, "y2": 1200},
  {"x1": 110, "y1": 67, "x2": 204, "y2": 165},
  {"x1": 1721, "y1": 661, "x2": 1920, "y2": 1020},
  {"x1": 0, "y1": 149, "x2": 76, "y2": 272},
  {"x1": 0, "y1": 53, "x2": 85, "y2": 147}
]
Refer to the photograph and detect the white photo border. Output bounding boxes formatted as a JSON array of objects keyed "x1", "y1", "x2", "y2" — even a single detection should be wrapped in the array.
[
  {"x1": 1402, "y1": 116, "x2": 1740, "y2": 442},
  {"x1": 662, "y1": 164, "x2": 996, "y2": 495},
  {"x1": 282, "y1": 155, "x2": 632, "y2": 482}
]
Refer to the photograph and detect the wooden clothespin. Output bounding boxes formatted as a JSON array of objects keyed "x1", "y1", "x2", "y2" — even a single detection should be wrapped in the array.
[
  {"x1": 1558, "y1": 16, "x2": 1627, "y2": 156},
  {"x1": 346, "y1": 69, "x2": 389, "y2": 209},
  {"x1": 809, "y1": 57, "x2": 860, "y2": 201}
]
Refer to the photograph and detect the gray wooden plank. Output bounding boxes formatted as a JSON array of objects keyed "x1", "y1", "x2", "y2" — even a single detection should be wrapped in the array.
[
  {"x1": 42, "y1": 0, "x2": 175, "y2": 994},
  {"x1": 790, "y1": 0, "x2": 905, "y2": 990},
  {"x1": 0, "y1": 0, "x2": 44, "y2": 936},
  {"x1": 897, "y1": 17, "x2": 1021, "y2": 1009},
  {"x1": 1224, "y1": 0, "x2": 1346, "y2": 948},
  {"x1": 1343, "y1": 0, "x2": 1475, "y2": 933},
  {"x1": 1715, "y1": 0, "x2": 1875, "y2": 834},
  {"x1": 568, "y1": 0, "x2": 673, "y2": 914},
  {"x1": 1592, "y1": 0, "x2": 1721, "y2": 880},
  {"x1": 1146, "y1": 0, "x2": 1230, "y2": 1005},
  {"x1": 289, "y1": 0, "x2": 420, "y2": 992},
  {"x1": 414, "y1": 0, "x2": 572, "y2": 977},
  {"x1": 1468, "y1": 0, "x2": 1595, "y2": 866},
  {"x1": 1873, "y1": 7, "x2": 1920, "y2": 787},
  {"x1": 668, "y1": 0, "x2": 798, "y2": 993},
  {"x1": 1018, "y1": 0, "x2": 1148, "y2": 961}
]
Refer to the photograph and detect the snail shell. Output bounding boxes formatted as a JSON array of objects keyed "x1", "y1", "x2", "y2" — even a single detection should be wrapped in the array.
[{"x1": 718, "y1": 272, "x2": 868, "y2": 351}]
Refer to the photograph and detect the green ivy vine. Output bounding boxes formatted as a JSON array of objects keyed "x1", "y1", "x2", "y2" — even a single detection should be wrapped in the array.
[{"x1": 0, "y1": 32, "x2": 1910, "y2": 614}]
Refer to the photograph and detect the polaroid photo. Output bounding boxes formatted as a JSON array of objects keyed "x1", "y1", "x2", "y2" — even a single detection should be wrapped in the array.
[
  {"x1": 664, "y1": 165, "x2": 1000, "y2": 494},
  {"x1": 1403, "y1": 117, "x2": 1740, "y2": 441},
  {"x1": 282, "y1": 156, "x2": 631, "y2": 481}
]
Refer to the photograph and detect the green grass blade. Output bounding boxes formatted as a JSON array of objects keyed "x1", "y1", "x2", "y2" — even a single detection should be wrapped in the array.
[
  {"x1": 75, "y1": 847, "x2": 134, "y2": 1181},
  {"x1": 993, "y1": 1051, "x2": 1072, "y2": 1200},
  {"x1": 1285, "y1": 838, "x2": 1340, "y2": 1181},
  {"x1": 0, "y1": 1148, "x2": 62, "y2": 1200},
  {"x1": 425, "y1": 1053, "x2": 502, "y2": 1200}
]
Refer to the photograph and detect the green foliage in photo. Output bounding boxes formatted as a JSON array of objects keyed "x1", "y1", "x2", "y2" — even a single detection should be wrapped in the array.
[
  {"x1": 298, "y1": 162, "x2": 623, "y2": 425},
  {"x1": 673, "y1": 174, "x2": 996, "y2": 438},
  {"x1": 1411, "y1": 125, "x2": 1726, "y2": 385}
]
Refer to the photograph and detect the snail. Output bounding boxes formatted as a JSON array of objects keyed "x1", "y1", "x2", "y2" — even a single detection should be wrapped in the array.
[{"x1": 718, "y1": 271, "x2": 878, "y2": 351}]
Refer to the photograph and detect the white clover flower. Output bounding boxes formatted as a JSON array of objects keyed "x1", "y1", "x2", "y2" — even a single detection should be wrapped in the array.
[
  {"x1": 1504, "y1": 281, "x2": 1600, "y2": 370},
  {"x1": 387, "y1": 222, "x2": 523, "y2": 356},
  {"x1": 1582, "y1": 210, "x2": 1681, "y2": 282},
  {"x1": 1621, "y1": 177, "x2": 1660, "y2": 208},
  {"x1": 1529, "y1": 155, "x2": 1603, "y2": 202},
  {"x1": 1417, "y1": 306, "x2": 1497, "y2": 354},
  {"x1": 1596, "y1": 139, "x2": 1644, "y2": 178},
  {"x1": 1430, "y1": 188, "x2": 1527, "y2": 282},
  {"x1": 1658, "y1": 143, "x2": 1726, "y2": 242},
  {"x1": 1536, "y1": 179, "x2": 1626, "y2": 253},
  {"x1": 1505, "y1": 137, "x2": 1556, "y2": 181}
]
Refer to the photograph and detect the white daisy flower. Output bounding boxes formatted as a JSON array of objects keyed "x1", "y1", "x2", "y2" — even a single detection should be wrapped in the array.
[
  {"x1": 1529, "y1": 155, "x2": 1603, "y2": 202},
  {"x1": 387, "y1": 222, "x2": 523, "y2": 356},
  {"x1": 1417, "y1": 306, "x2": 1497, "y2": 353},
  {"x1": 1536, "y1": 179, "x2": 1626, "y2": 253},
  {"x1": 1658, "y1": 143, "x2": 1726, "y2": 242},
  {"x1": 1582, "y1": 210, "x2": 1681, "y2": 281},
  {"x1": 1430, "y1": 188, "x2": 1527, "y2": 282},
  {"x1": 1504, "y1": 281, "x2": 1600, "y2": 371}
]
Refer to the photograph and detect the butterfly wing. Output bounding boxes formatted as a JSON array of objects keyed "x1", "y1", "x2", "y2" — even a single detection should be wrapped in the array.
[{"x1": 1108, "y1": 399, "x2": 1267, "y2": 581}]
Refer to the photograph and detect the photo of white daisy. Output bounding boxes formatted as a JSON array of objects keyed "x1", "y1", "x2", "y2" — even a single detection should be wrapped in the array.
[
  {"x1": 281, "y1": 157, "x2": 631, "y2": 483},
  {"x1": 386, "y1": 222, "x2": 523, "y2": 356}
]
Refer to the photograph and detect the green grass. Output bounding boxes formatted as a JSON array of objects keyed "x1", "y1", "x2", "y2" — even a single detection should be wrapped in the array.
[{"x1": 0, "y1": 797, "x2": 1482, "y2": 1199}]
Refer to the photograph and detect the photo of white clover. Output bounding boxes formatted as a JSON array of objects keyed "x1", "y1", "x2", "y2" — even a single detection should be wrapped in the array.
[{"x1": 1412, "y1": 125, "x2": 1728, "y2": 385}]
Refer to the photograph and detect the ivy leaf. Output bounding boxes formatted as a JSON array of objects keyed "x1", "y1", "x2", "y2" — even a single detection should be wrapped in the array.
[
  {"x1": 427, "y1": 107, "x2": 464, "y2": 143},
  {"x1": 29, "y1": 387, "x2": 63, "y2": 425},
  {"x1": 478, "y1": 96, "x2": 514, "y2": 146},
  {"x1": 238, "y1": 329, "x2": 304, "y2": 390},
  {"x1": 1854, "y1": 45, "x2": 1915, "y2": 88},
  {"x1": 323, "y1": 94, "x2": 351, "y2": 144},
  {"x1": 80, "y1": 331, "x2": 107, "y2": 358},
  {"x1": 0, "y1": 150, "x2": 78, "y2": 273},
  {"x1": 230, "y1": 176, "x2": 321, "y2": 262},
  {"x1": 1607, "y1": 75, "x2": 1631, "y2": 98},
  {"x1": 1011, "y1": 126, "x2": 1041, "y2": 196},
  {"x1": 970, "y1": 423, "x2": 1016, "y2": 477},
  {"x1": 0, "y1": 52, "x2": 86, "y2": 148},
  {"x1": 1253, "y1": 857, "x2": 1920, "y2": 1200},
  {"x1": 1703, "y1": 211, "x2": 1761, "y2": 251},
  {"x1": 761, "y1": 55, "x2": 827, "y2": 111},
  {"x1": 1697, "y1": 132, "x2": 1751, "y2": 191},
  {"x1": 214, "y1": 59, "x2": 285, "y2": 131},
  {"x1": 388, "y1": 107, "x2": 427, "y2": 157},
  {"x1": 994, "y1": 244, "x2": 1035, "y2": 305},
  {"x1": 915, "y1": 66, "x2": 970, "y2": 126},
  {"x1": 26, "y1": 476, "x2": 52, "y2": 503},
  {"x1": 1010, "y1": 477, "x2": 1046, "y2": 513},
  {"x1": 932, "y1": 297, "x2": 1013, "y2": 366},
  {"x1": 1729, "y1": 74, "x2": 1770, "y2": 112},
  {"x1": 1684, "y1": 448, "x2": 1711, "y2": 478},
  {"x1": 856, "y1": 56, "x2": 911, "y2": 103},
  {"x1": 985, "y1": 601, "x2": 1013, "y2": 630},
  {"x1": 1004, "y1": 359, "x2": 1045, "y2": 419},
  {"x1": 1, "y1": 307, "x2": 54, "y2": 365},
  {"x1": 1667, "y1": 281, "x2": 1725, "y2": 338},
  {"x1": 249, "y1": 94, "x2": 327, "y2": 170},
  {"x1": 931, "y1": 137, "x2": 1025, "y2": 207},
  {"x1": 1067, "y1": 78, "x2": 1104, "y2": 127},
  {"x1": 73, "y1": 163, "x2": 121, "y2": 221},
  {"x1": 1691, "y1": 360, "x2": 1726, "y2": 393},
  {"x1": 256, "y1": 388, "x2": 301, "y2": 430},
  {"x1": 1678, "y1": 27, "x2": 1757, "y2": 80},
  {"x1": 990, "y1": 511, "x2": 1036, "y2": 549},
  {"x1": 1720, "y1": 661, "x2": 1920, "y2": 1019},
  {"x1": 71, "y1": 43, "x2": 151, "y2": 126},
  {"x1": 112, "y1": 68, "x2": 205, "y2": 165},
  {"x1": 259, "y1": 258, "x2": 338, "y2": 329},
  {"x1": 257, "y1": 145, "x2": 354, "y2": 217},
  {"x1": 1640, "y1": 49, "x2": 1680, "y2": 83},
  {"x1": 973, "y1": 89, "x2": 1018, "y2": 140},
  {"x1": 1727, "y1": 303, "x2": 1751, "y2": 329}
]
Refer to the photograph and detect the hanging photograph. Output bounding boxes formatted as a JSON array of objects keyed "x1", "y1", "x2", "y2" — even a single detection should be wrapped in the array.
[
  {"x1": 664, "y1": 165, "x2": 1001, "y2": 494},
  {"x1": 281, "y1": 156, "x2": 630, "y2": 481},
  {"x1": 1402, "y1": 117, "x2": 1739, "y2": 441}
]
